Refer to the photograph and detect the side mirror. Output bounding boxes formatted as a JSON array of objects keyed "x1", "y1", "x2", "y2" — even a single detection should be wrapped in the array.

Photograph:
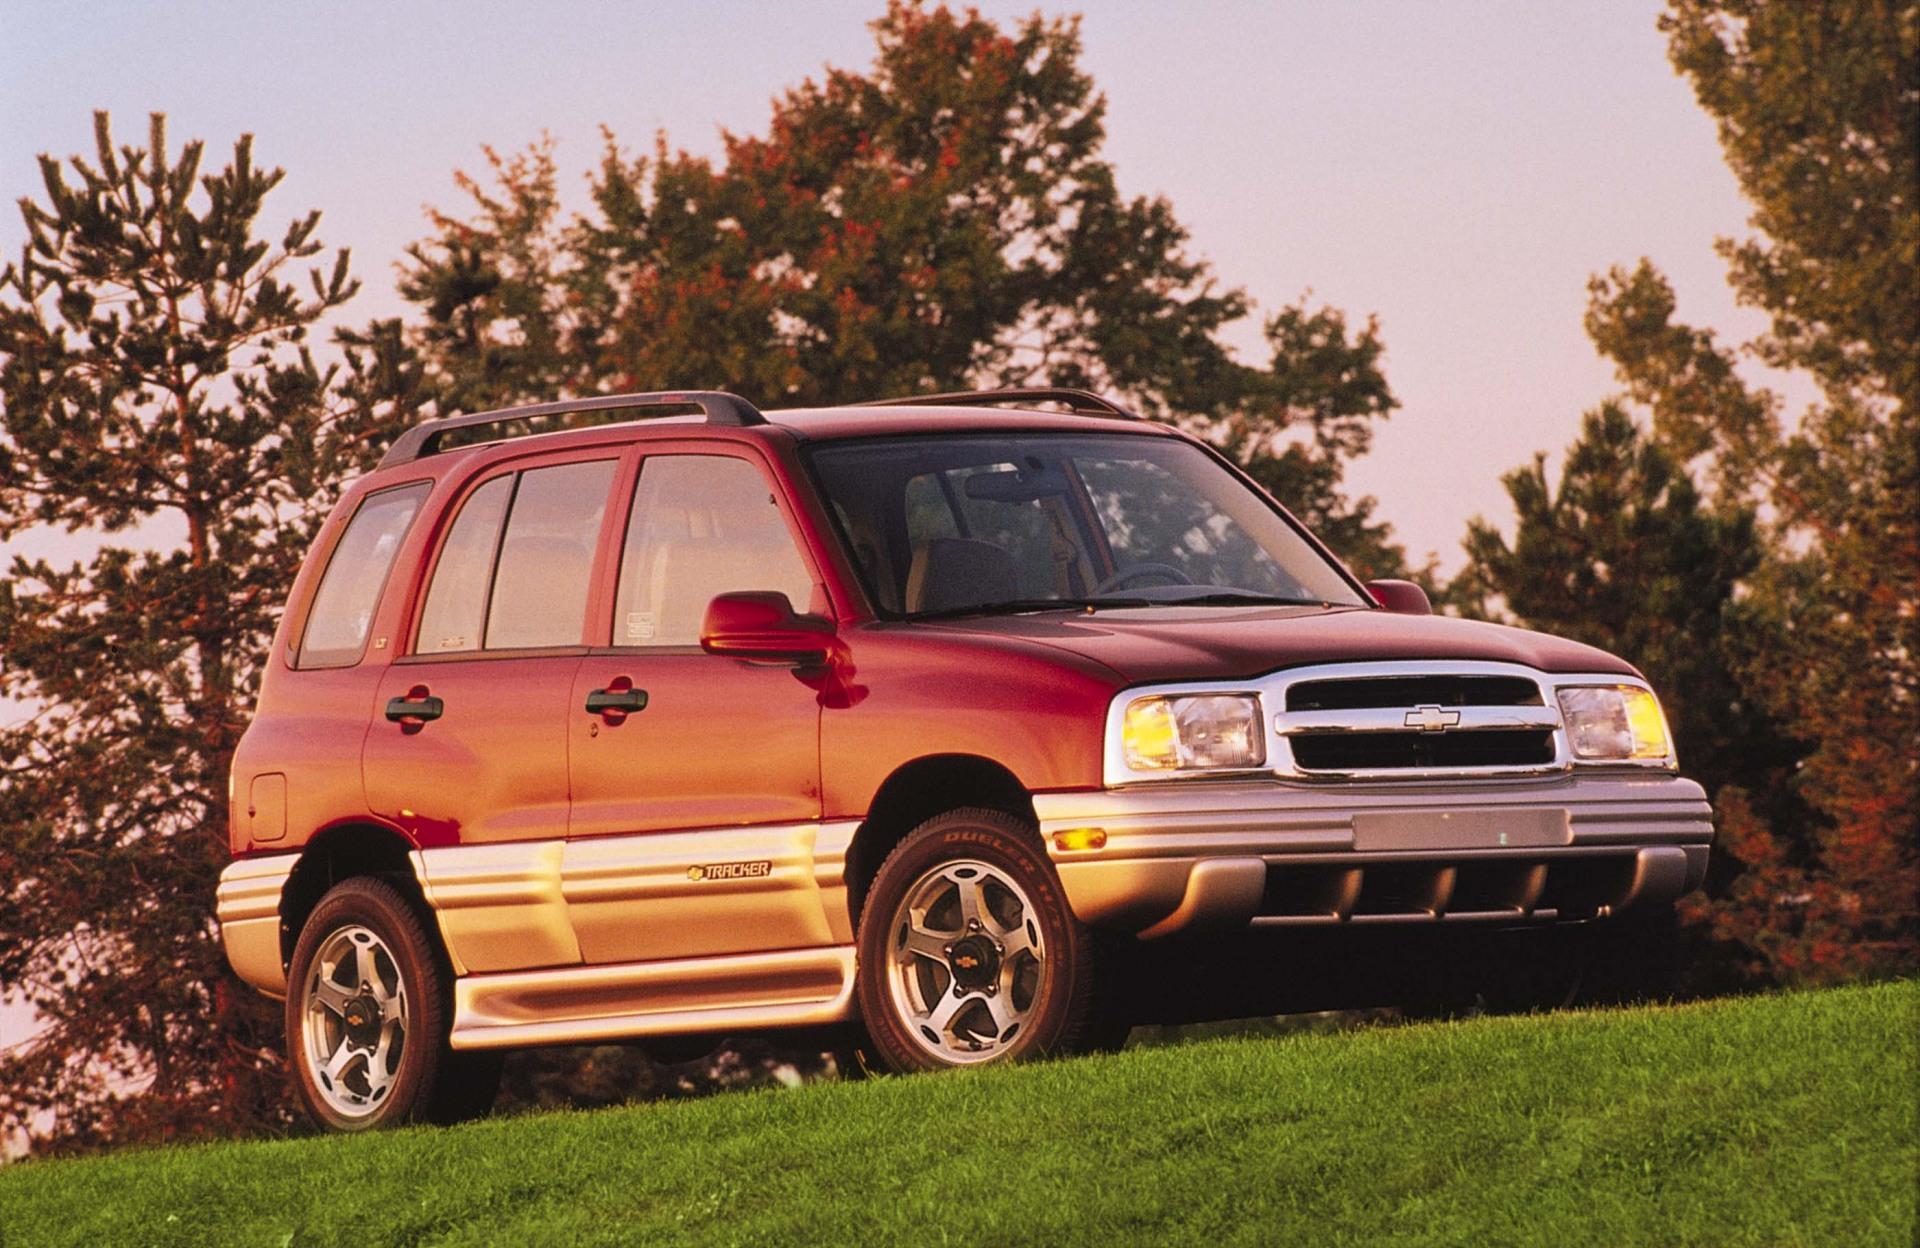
[
  {"x1": 1365, "y1": 579, "x2": 1432, "y2": 616},
  {"x1": 700, "y1": 591, "x2": 836, "y2": 664}
]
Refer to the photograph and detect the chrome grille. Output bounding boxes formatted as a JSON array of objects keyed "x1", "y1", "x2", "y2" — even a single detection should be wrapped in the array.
[{"x1": 1268, "y1": 661, "x2": 1571, "y2": 781}]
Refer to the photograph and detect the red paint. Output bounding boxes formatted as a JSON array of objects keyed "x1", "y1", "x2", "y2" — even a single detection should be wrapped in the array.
[{"x1": 228, "y1": 405, "x2": 1642, "y2": 860}]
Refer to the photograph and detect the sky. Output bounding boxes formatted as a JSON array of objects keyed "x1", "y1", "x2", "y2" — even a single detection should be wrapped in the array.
[
  {"x1": 0, "y1": 1, "x2": 1784, "y2": 1056},
  {"x1": 0, "y1": 0, "x2": 1787, "y2": 577}
]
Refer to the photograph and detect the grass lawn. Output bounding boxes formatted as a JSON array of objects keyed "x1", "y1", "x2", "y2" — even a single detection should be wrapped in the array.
[{"x1": 1, "y1": 980, "x2": 1913, "y2": 1247}]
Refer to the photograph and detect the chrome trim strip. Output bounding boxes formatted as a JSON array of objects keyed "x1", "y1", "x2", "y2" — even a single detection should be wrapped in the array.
[
  {"x1": 216, "y1": 855, "x2": 297, "y2": 996},
  {"x1": 415, "y1": 841, "x2": 581, "y2": 974},
  {"x1": 1102, "y1": 661, "x2": 1680, "y2": 785},
  {"x1": 1275, "y1": 706, "x2": 1562, "y2": 735},
  {"x1": 449, "y1": 945, "x2": 856, "y2": 1049},
  {"x1": 410, "y1": 819, "x2": 862, "y2": 974},
  {"x1": 561, "y1": 821, "x2": 857, "y2": 964}
]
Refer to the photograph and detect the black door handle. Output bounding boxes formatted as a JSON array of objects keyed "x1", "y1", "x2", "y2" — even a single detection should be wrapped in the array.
[
  {"x1": 384, "y1": 693, "x2": 444, "y2": 724},
  {"x1": 585, "y1": 687, "x2": 648, "y2": 715}
]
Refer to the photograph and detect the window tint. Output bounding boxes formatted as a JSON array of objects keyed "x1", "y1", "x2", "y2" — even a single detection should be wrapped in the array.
[
  {"x1": 299, "y1": 483, "x2": 429, "y2": 667},
  {"x1": 940, "y1": 464, "x2": 1075, "y2": 599},
  {"x1": 486, "y1": 460, "x2": 616, "y2": 649},
  {"x1": 807, "y1": 433, "x2": 1364, "y2": 615},
  {"x1": 614, "y1": 456, "x2": 815, "y2": 646},
  {"x1": 1076, "y1": 455, "x2": 1291, "y2": 593},
  {"x1": 415, "y1": 475, "x2": 512, "y2": 654}
]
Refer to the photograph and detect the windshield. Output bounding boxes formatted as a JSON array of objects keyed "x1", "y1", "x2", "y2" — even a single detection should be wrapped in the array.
[{"x1": 806, "y1": 432, "x2": 1367, "y2": 618}]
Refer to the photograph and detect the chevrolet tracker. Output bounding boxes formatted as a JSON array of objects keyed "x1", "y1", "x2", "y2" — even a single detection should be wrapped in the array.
[{"x1": 217, "y1": 387, "x2": 1712, "y2": 1130}]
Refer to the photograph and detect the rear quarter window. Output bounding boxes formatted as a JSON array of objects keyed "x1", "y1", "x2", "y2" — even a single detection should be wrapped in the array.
[{"x1": 297, "y1": 482, "x2": 431, "y2": 668}]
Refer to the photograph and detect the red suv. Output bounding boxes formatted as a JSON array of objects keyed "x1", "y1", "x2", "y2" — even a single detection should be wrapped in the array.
[{"x1": 217, "y1": 388, "x2": 1712, "y2": 1130}]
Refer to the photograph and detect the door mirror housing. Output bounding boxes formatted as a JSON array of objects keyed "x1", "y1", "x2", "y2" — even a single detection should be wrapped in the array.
[
  {"x1": 700, "y1": 592, "x2": 836, "y2": 663},
  {"x1": 1365, "y1": 578, "x2": 1433, "y2": 616}
]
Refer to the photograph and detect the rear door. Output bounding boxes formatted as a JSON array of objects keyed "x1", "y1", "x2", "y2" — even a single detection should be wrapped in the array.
[
  {"x1": 363, "y1": 449, "x2": 622, "y2": 972},
  {"x1": 565, "y1": 448, "x2": 833, "y2": 965}
]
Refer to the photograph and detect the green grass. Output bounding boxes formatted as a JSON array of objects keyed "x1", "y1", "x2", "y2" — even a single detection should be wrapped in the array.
[{"x1": 2, "y1": 981, "x2": 1914, "y2": 1247}]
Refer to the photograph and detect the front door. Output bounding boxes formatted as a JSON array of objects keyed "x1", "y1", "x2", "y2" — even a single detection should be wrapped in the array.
[
  {"x1": 363, "y1": 451, "x2": 621, "y2": 972},
  {"x1": 565, "y1": 449, "x2": 831, "y2": 964}
]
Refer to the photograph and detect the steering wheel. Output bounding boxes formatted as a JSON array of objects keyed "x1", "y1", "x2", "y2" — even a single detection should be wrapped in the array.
[{"x1": 1093, "y1": 562, "x2": 1193, "y2": 595}]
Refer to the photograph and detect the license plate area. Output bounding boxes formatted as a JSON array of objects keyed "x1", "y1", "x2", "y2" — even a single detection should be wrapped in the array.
[{"x1": 1350, "y1": 807, "x2": 1570, "y2": 852}]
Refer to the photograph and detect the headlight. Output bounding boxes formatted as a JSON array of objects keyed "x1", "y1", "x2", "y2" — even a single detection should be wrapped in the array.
[
  {"x1": 1556, "y1": 685, "x2": 1673, "y2": 763},
  {"x1": 1122, "y1": 694, "x2": 1266, "y2": 772}
]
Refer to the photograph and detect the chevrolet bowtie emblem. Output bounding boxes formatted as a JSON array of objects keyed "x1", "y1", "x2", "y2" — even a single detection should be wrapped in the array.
[{"x1": 1404, "y1": 704, "x2": 1462, "y2": 732}]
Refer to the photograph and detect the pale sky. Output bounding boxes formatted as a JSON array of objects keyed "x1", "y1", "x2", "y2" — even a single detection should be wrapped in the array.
[
  {"x1": 0, "y1": 1, "x2": 1782, "y2": 1053},
  {"x1": 1, "y1": 0, "x2": 1784, "y2": 576}
]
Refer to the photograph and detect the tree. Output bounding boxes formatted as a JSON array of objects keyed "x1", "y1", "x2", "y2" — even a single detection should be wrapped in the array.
[
  {"x1": 1457, "y1": 407, "x2": 1808, "y2": 987},
  {"x1": 0, "y1": 113, "x2": 422, "y2": 1152},
  {"x1": 393, "y1": 2, "x2": 1412, "y2": 574},
  {"x1": 1484, "y1": 0, "x2": 1917, "y2": 983},
  {"x1": 1460, "y1": 405, "x2": 1792, "y2": 805}
]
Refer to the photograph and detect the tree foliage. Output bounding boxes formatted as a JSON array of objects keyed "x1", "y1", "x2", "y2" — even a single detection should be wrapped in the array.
[
  {"x1": 1473, "y1": 0, "x2": 1916, "y2": 982},
  {"x1": 394, "y1": 2, "x2": 1410, "y2": 575},
  {"x1": 0, "y1": 113, "x2": 422, "y2": 1152}
]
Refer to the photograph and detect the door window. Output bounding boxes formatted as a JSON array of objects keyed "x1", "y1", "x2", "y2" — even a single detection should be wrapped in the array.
[
  {"x1": 486, "y1": 460, "x2": 616, "y2": 648},
  {"x1": 613, "y1": 456, "x2": 815, "y2": 646},
  {"x1": 413, "y1": 459, "x2": 615, "y2": 654},
  {"x1": 298, "y1": 482, "x2": 430, "y2": 667},
  {"x1": 415, "y1": 475, "x2": 512, "y2": 654}
]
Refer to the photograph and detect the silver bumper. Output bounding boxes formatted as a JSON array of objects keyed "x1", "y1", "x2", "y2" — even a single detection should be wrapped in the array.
[
  {"x1": 1036, "y1": 773, "x2": 1712, "y2": 938},
  {"x1": 216, "y1": 854, "x2": 296, "y2": 997}
]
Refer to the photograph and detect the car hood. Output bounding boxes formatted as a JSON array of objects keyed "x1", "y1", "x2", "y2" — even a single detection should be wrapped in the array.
[{"x1": 918, "y1": 604, "x2": 1638, "y2": 686}]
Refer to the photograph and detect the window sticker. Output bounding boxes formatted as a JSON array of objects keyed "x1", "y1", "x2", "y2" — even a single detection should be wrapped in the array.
[{"x1": 625, "y1": 612, "x2": 656, "y2": 642}]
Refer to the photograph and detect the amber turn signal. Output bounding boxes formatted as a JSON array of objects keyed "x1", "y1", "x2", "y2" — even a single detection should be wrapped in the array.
[{"x1": 1053, "y1": 827, "x2": 1108, "y2": 852}]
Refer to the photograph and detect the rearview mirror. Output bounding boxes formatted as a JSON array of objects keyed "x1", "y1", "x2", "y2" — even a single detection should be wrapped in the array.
[
  {"x1": 963, "y1": 466, "x2": 1069, "y2": 503},
  {"x1": 700, "y1": 591, "x2": 836, "y2": 664},
  {"x1": 1365, "y1": 579, "x2": 1432, "y2": 615}
]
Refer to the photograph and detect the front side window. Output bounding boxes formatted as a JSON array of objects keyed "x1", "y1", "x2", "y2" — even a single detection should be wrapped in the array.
[
  {"x1": 808, "y1": 433, "x2": 1365, "y2": 617},
  {"x1": 413, "y1": 459, "x2": 614, "y2": 654},
  {"x1": 613, "y1": 455, "x2": 816, "y2": 647},
  {"x1": 298, "y1": 483, "x2": 430, "y2": 668}
]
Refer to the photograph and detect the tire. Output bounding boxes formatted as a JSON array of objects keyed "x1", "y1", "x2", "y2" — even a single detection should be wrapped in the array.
[
  {"x1": 854, "y1": 807, "x2": 1102, "y2": 1073},
  {"x1": 1477, "y1": 906, "x2": 1681, "y2": 1014},
  {"x1": 1579, "y1": 904, "x2": 1681, "y2": 1006},
  {"x1": 1475, "y1": 926, "x2": 1587, "y2": 1015},
  {"x1": 285, "y1": 876, "x2": 500, "y2": 1131}
]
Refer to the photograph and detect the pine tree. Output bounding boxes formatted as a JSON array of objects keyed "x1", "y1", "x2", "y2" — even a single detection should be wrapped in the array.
[
  {"x1": 0, "y1": 113, "x2": 424, "y2": 1152},
  {"x1": 1483, "y1": 0, "x2": 1917, "y2": 982}
]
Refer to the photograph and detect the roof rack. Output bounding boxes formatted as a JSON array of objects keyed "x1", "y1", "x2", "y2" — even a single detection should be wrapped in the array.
[
  {"x1": 379, "y1": 390, "x2": 764, "y2": 468},
  {"x1": 851, "y1": 387, "x2": 1141, "y2": 420}
]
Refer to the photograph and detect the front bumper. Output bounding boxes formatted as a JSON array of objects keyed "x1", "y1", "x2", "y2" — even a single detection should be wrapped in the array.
[{"x1": 1036, "y1": 772, "x2": 1712, "y2": 938}]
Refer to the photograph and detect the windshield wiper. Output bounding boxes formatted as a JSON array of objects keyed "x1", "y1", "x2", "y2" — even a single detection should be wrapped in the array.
[
  {"x1": 910, "y1": 596, "x2": 1158, "y2": 621},
  {"x1": 1153, "y1": 591, "x2": 1331, "y2": 607}
]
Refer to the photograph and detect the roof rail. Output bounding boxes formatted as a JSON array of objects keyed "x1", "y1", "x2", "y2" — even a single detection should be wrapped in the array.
[
  {"x1": 851, "y1": 387, "x2": 1140, "y2": 420},
  {"x1": 379, "y1": 390, "x2": 765, "y2": 468}
]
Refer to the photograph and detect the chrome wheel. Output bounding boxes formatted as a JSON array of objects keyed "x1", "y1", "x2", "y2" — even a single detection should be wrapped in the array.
[
  {"x1": 301, "y1": 924, "x2": 409, "y2": 1120},
  {"x1": 885, "y1": 859, "x2": 1047, "y2": 1064}
]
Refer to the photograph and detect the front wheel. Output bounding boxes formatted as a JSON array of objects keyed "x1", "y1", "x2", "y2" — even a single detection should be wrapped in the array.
[
  {"x1": 855, "y1": 808, "x2": 1104, "y2": 1072},
  {"x1": 285, "y1": 876, "x2": 499, "y2": 1131}
]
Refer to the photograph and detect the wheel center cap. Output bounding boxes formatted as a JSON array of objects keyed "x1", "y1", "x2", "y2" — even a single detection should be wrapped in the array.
[
  {"x1": 342, "y1": 995, "x2": 382, "y2": 1045},
  {"x1": 947, "y1": 935, "x2": 1000, "y2": 990}
]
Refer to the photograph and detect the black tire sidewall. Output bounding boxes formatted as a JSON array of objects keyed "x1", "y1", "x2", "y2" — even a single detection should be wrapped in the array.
[
  {"x1": 285, "y1": 876, "x2": 450, "y2": 1132},
  {"x1": 855, "y1": 808, "x2": 1094, "y2": 1072}
]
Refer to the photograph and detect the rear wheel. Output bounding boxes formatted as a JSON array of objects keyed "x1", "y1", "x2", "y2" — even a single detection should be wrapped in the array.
[
  {"x1": 855, "y1": 808, "x2": 1103, "y2": 1072},
  {"x1": 286, "y1": 876, "x2": 500, "y2": 1131}
]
